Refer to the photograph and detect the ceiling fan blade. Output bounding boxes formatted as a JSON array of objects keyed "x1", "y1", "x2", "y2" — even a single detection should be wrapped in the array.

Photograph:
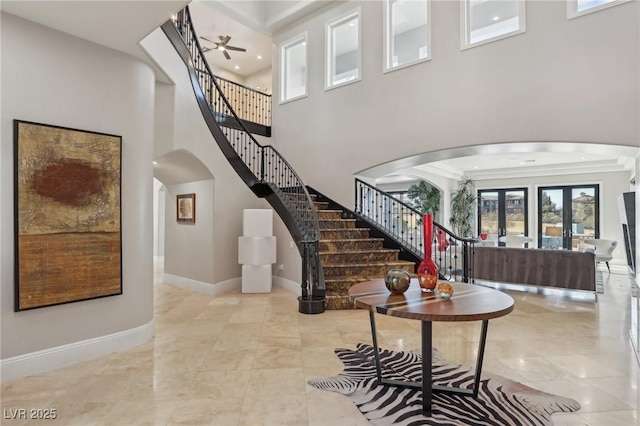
[
  {"x1": 199, "y1": 36, "x2": 216, "y2": 44},
  {"x1": 225, "y1": 46, "x2": 246, "y2": 52},
  {"x1": 223, "y1": 50, "x2": 231, "y2": 60},
  {"x1": 220, "y1": 35, "x2": 231, "y2": 45},
  {"x1": 202, "y1": 46, "x2": 212, "y2": 53}
]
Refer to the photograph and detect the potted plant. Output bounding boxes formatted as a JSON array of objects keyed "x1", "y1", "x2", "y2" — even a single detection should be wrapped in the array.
[
  {"x1": 450, "y1": 178, "x2": 476, "y2": 238},
  {"x1": 407, "y1": 181, "x2": 441, "y2": 220}
]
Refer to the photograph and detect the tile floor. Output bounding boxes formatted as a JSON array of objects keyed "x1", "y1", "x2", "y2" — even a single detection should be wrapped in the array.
[{"x1": 1, "y1": 263, "x2": 639, "y2": 425}]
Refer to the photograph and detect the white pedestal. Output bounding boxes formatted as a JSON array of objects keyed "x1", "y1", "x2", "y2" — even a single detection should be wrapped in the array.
[
  {"x1": 238, "y1": 236, "x2": 276, "y2": 265},
  {"x1": 243, "y1": 209, "x2": 273, "y2": 237},
  {"x1": 242, "y1": 265, "x2": 272, "y2": 293},
  {"x1": 240, "y1": 209, "x2": 275, "y2": 294}
]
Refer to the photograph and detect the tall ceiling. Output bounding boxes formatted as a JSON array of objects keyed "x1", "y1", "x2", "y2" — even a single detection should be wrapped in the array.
[
  {"x1": 189, "y1": 0, "x2": 340, "y2": 78},
  {"x1": 3, "y1": 1, "x2": 637, "y2": 181}
]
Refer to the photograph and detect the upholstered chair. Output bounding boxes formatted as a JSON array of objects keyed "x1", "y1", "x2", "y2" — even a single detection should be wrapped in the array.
[
  {"x1": 583, "y1": 239, "x2": 617, "y2": 272},
  {"x1": 498, "y1": 235, "x2": 534, "y2": 248}
]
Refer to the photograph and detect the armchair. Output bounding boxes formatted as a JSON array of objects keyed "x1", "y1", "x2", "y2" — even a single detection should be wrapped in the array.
[
  {"x1": 498, "y1": 235, "x2": 533, "y2": 248},
  {"x1": 583, "y1": 239, "x2": 617, "y2": 272}
]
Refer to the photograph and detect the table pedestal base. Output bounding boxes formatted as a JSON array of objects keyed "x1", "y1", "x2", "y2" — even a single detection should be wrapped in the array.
[{"x1": 368, "y1": 311, "x2": 489, "y2": 416}]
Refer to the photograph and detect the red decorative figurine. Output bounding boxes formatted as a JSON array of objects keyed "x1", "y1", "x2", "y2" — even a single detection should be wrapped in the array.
[{"x1": 417, "y1": 214, "x2": 439, "y2": 292}]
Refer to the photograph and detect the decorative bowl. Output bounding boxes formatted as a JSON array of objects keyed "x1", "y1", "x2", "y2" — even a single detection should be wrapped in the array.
[
  {"x1": 436, "y1": 282, "x2": 454, "y2": 299},
  {"x1": 384, "y1": 269, "x2": 411, "y2": 295}
]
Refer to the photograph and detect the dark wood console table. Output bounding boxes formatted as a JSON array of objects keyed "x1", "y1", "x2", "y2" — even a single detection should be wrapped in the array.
[{"x1": 348, "y1": 279, "x2": 514, "y2": 416}]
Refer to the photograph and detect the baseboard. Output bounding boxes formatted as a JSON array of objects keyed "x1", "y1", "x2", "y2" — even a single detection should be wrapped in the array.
[
  {"x1": 163, "y1": 273, "x2": 241, "y2": 296},
  {"x1": 0, "y1": 320, "x2": 154, "y2": 383},
  {"x1": 274, "y1": 276, "x2": 302, "y2": 296}
]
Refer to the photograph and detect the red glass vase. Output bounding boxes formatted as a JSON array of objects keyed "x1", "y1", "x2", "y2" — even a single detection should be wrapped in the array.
[{"x1": 417, "y1": 214, "x2": 439, "y2": 292}]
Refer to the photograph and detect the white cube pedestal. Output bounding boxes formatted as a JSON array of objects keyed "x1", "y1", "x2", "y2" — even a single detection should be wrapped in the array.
[
  {"x1": 240, "y1": 209, "x2": 276, "y2": 294},
  {"x1": 238, "y1": 236, "x2": 276, "y2": 265},
  {"x1": 242, "y1": 265, "x2": 272, "y2": 293}
]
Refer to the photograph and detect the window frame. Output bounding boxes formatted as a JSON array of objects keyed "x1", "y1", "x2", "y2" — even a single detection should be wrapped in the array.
[
  {"x1": 383, "y1": 0, "x2": 432, "y2": 73},
  {"x1": 325, "y1": 8, "x2": 362, "y2": 91},
  {"x1": 460, "y1": 0, "x2": 527, "y2": 51},
  {"x1": 279, "y1": 32, "x2": 308, "y2": 104},
  {"x1": 567, "y1": 0, "x2": 630, "y2": 19}
]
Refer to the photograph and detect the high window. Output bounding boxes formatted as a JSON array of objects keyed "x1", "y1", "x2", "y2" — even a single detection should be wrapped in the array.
[
  {"x1": 326, "y1": 9, "x2": 361, "y2": 89},
  {"x1": 461, "y1": 0, "x2": 526, "y2": 50},
  {"x1": 280, "y1": 33, "x2": 308, "y2": 103},
  {"x1": 567, "y1": 0, "x2": 630, "y2": 19},
  {"x1": 384, "y1": 0, "x2": 431, "y2": 72}
]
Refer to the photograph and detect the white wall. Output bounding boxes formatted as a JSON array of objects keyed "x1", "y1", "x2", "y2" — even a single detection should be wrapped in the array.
[
  {"x1": 245, "y1": 68, "x2": 273, "y2": 95},
  {"x1": 164, "y1": 180, "x2": 215, "y2": 284},
  {"x1": 153, "y1": 179, "x2": 166, "y2": 257},
  {"x1": 141, "y1": 29, "x2": 272, "y2": 285},
  {"x1": 1, "y1": 14, "x2": 154, "y2": 364},
  {"x1": 475, "y1": 170, "x2": 632, "y2": 265},
  {"x1": 271, "y1": 0, "x2": 639, "y2": 209}
]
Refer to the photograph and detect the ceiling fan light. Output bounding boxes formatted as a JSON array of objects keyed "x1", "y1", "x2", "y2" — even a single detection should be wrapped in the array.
[{"x1": 218, "y1": 46, "x2": 226, "y2": 51}]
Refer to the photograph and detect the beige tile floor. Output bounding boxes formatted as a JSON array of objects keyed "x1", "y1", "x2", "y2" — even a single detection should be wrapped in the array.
[{"x1": 2, "y1": 263, "x2": 639, "y2": 425}]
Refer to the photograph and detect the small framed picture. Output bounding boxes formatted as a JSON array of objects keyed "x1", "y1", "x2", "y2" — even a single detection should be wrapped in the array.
[{"x1": 177, "y1": 193, "x2": 196, "y2": 224}]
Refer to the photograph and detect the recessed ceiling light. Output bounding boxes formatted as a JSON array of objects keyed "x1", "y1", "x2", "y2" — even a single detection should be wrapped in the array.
[
  {"x1": 234, "y1": 65, "x2": 239, "y2": 70},
  {"x1": 493, "y1": 16, "x2": 500, "y2": 21},
  {"x1": 257, "y1": 55, "x2": 262, "y2": 60},
  {"x1": 473, "y1": 166, "x2": 478, "y2": 169},
  {"x1": 152, "y1": 161, "x2": 158, "y2": 165},
  {"x1": 580, "y1": 157, "x2": 586, "y2": 160}
]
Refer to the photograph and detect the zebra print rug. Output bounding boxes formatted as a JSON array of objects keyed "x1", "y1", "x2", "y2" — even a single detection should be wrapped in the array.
[{"x1": 309, "y1": 343, "x2": 580, "y2": 425}]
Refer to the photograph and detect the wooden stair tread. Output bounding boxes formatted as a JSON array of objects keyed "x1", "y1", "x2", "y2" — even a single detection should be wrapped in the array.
[
  {"x1": 319, "y1": 238, "x2": 384, "y2": 242},
  {"x1": 320, "y1": 249, "x2": 399, "y2": 254}
]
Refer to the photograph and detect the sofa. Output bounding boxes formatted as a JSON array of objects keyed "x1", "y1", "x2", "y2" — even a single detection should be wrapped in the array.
[{"x1": 471, "y1": 246, "x2": 596, "y2": 292}]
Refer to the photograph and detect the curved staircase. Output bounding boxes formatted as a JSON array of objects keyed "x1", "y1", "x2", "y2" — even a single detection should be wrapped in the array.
[{"x1": 313, "y1": 198, "x2": 415, "y2": 309}]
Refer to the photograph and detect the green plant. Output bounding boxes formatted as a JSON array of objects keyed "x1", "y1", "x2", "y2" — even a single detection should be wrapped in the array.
[
  {"x1": 407, "y1": 181, "x2": 441, "y2": 218},
  {"x1": 449, "y1": 178, "x2": 476, "y2": 237}
]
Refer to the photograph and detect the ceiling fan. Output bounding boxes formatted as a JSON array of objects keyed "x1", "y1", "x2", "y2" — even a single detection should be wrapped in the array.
[{"x1": 199, "y1": 35, "x2": 246, "y2": 60}]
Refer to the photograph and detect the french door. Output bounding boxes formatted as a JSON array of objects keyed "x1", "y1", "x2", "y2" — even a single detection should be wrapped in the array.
[
  {"x1": 477, "y1": 188, "x2": 528, "y2": 245},
  {"x1": 537, "y1": 185, "x2": 599, "y2": 250}
]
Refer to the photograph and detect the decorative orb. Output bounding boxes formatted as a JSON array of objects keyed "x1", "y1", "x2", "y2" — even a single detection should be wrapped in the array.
[
  {"x1": 384, "y1": 269, "x2": 411, "y2": 295},
  {"x1": 437, "y1": 282, "x2": 454, "y2": 299}
]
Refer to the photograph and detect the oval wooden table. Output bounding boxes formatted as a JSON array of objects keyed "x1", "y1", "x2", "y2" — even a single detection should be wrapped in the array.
[{"x1": 348, "y1": 279, "x2": 514, "y2": 416}]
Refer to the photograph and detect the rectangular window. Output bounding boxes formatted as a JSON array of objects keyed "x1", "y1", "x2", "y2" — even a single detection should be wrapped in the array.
[
  {"x1": 326, "y1": 9, "x2": 361, "y2": 90},
  {"x1": 384, "y1": 0, "x2": 431, "y2": 72},
  {"x1": 461, "y1": 0, "x2": 526, "y2": 50},
  {"x1": 280, "y1": 33, "x2": 308, "y2": 103},
  {"x1": 567, "y1": 0, "x2": 630, "y2": 19}
]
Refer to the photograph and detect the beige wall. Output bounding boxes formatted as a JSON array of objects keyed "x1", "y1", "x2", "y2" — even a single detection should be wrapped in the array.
[
  {"x1": 271, "y1": 0, "x2": 639, "y2": 208},
  {"x1": 1, "y1": 13, "x2": 155, "y2": 360},
  {"x1": 141, "y1": 29, "x2": 268, "y2": 285}
]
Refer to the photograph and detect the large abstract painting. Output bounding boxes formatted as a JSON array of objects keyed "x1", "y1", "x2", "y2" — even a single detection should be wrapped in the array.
[{"x1": 14, "y1": 120, "x2": 122, "y2": 311}]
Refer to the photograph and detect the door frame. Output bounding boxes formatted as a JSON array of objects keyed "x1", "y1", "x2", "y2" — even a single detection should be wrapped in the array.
[
  {"x1": 477, "y1": 187, "x2": 529, "y2": 245},
  {"x1": 537, "y1": 184, "x2": 600, "y2": 250}
]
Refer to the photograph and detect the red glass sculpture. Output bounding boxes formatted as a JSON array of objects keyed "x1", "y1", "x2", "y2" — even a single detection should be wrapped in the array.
[{"x1": 417, "y1": 214, "x2": 439, "y2": 292}]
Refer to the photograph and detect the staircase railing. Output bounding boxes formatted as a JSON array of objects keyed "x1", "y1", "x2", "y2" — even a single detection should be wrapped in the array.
[
  {"x1": 162, "y1": 8, "x2": 324, "y2": 313},
  {"x1": 354, "y1": 178, "x2": 476, "y2": 282},
  {"x1": 214, "y1": 75, "x2": 271, "y2": 133}
]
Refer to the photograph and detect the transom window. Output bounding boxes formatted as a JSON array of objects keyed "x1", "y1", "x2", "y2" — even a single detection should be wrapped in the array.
[
  {"x1": 567, "y1": 0, "x2": 630, "y2": 19},
  {"x1": 280, "y1": 33, "x2": 308, "y2": 104},
  {"x1": 384, "y1": 0, "x2": 431, "y2": 72},
  {"x1": 461, "y1": 0, "x2": 526, "y2": 50},
  {"x1": 326, "y1": 9, "x2": 361, "y2": 90}
]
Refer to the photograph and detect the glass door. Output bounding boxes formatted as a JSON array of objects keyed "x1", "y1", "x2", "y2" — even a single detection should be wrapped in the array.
[
  {"x1": 478, "y1": 188, "x2": 528, "y2": 246},
  {"x1": 538, "y1": 185, "x2": 599, "y2": 250}
]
